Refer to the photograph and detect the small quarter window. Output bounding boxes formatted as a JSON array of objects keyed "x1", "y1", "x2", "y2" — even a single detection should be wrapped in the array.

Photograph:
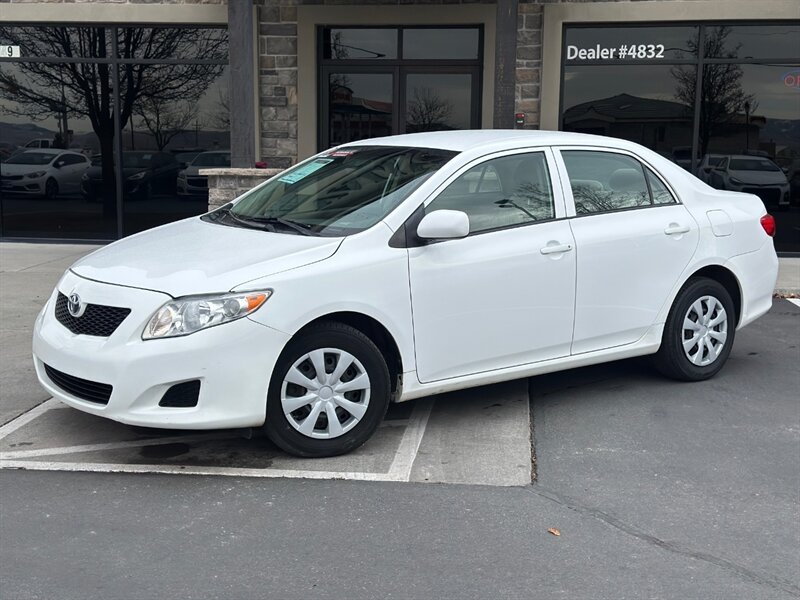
[
  {"x1": 429, "y1": 152, "x2": 555, "y2": 234},
  {"x1": 646, "y1": 168, "x2": 676, "y2": 205}
]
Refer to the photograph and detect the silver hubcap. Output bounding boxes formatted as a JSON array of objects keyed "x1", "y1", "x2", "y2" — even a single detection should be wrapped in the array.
[
  {"x1": 682, "y1": 295, "x2": 728, "y2": 367},
  {"x1": 281, "y1": 348, "x2": 371, "y2": 440}
]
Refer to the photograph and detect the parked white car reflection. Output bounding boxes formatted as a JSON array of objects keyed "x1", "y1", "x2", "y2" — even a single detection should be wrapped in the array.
[
  {"x1": 708, "y1": 155, "x2": 790, "y2": 211},
  {"x1": 33, "y1": 131, "x2": 779, "y2": 458},
  {"x1": 1, "y1": 149, "x2": 90, "y2": 200},
  {"x1": 177, "y1": 150, "x2": 230, "y2": 197}
]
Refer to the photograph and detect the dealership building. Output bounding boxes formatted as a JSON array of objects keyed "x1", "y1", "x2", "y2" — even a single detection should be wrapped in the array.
[{"x1": 0, "y1": 0, "x2": 798, "y2": 253}]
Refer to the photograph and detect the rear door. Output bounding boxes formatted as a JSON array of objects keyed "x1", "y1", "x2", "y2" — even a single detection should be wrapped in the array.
[{"x1": 554, "y1": 148, "x2": 699, "y2": 355}]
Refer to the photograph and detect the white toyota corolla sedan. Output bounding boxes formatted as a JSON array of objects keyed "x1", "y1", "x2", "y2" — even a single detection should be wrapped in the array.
[{"x1": 33, "y1": 131, "x2": 779, "y2": 457}]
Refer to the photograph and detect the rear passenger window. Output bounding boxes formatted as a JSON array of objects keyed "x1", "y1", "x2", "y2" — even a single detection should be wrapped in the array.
[
  {"x1": 429, "y1": 152, "x2": 555, "y2": 234},
  {"x1": 562, "y1": 151, "x2": 653, "y2": 214}
]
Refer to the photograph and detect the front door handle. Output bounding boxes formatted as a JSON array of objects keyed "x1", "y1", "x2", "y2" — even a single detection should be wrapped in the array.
[
  {"x1": 664, "y1": 223, "x2": 690, "y2": 236},
  {"x1": 540, "y1": 243, "x2": 573, "y2": 255}
]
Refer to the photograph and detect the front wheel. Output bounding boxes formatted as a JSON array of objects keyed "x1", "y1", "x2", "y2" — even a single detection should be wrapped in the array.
[
  {"x1": 263, "y1": 322, "x2": 391, "y2": 457},
  {"x1": 653, "y1": 277, "x2": 736, "y2": 381}
]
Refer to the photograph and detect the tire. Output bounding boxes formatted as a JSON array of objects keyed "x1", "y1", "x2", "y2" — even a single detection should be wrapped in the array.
[
  {"x1": 263, "y1": 322, "x2": 391, "y2": 457},
  {"x1": 653, "y1": 277, "x2": 736, "y2": 381},
  {"x1": 44, "y1": 178, "x2": 59, "y2": 200}
]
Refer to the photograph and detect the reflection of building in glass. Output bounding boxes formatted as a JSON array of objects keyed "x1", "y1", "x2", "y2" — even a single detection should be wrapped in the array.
[
  {"x1": 329, "y1": 84, "x2": 392, "y2": 145},
  {"x1": 563, "y1": 93, "x2": 770, "y2": 165}
]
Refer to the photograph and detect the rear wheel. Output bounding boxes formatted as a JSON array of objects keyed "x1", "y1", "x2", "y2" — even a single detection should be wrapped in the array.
[
  {"x1": 263, "y1": 322, "x2": 391, "y2": 457},
  {"x1": 653, "y1": 277, "x2": 735, "y2": 381}
]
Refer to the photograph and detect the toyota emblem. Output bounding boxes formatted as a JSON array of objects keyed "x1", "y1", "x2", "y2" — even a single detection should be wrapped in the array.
[{"x1": 67, "y1": 292, "x2": 85, "y2": 318}]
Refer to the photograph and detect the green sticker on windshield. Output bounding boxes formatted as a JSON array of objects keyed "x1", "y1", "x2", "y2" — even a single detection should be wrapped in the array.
[{"x1": 278, "y1": 158, "x2": 333, "y2": 184}]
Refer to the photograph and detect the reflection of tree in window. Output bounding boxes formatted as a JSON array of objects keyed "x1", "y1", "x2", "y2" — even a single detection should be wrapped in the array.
[
  {"x1": 407, "y1": 87, "x2": 454, "y2": 132},
  {"x1": 672, "y1": 26, "x2": 757, "y2": 157},
  {"x1": 135, "y1": 97, "x2": 196, "y2": 151},
  {"x1": 0, "y1": 26, "x2": 227, "y2": 216}
]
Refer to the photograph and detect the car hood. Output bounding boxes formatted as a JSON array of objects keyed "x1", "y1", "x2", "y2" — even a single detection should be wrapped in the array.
[
  {"x1": 84, "y1": 166, "x2": 149, "y2": 180},
  {"x1": 1, "y1": 163, "x2": 51, "y2": 176},
  {"x1": 71, "y1": 217, "x2": 343, "y2": 297},
  {"x1": 729, "y1": 169, "x2": 788, "y2": 185}
]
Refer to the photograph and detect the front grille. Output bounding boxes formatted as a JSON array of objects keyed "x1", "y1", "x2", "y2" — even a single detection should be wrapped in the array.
[
  {"x1": 43, "y1": 363, "x2": 112, "y2": 405},
  {"x1": 55, "y1": 292, "x2": 131, "y2": 337},
  {"x1": 159, "y1": 380, "x2": 201, "y2": 407},
  {"x1": 742, "y1": 187, "x2": 780, "y2": 204},
  {"x1": 187, "y1": 177, "x2": 208, "y2": 188},
  {"x1": 1, "y1": 175, "x2": 24, "y2": 181}
]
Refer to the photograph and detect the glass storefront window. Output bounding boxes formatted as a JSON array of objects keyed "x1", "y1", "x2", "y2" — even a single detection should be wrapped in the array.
[
  {"x1": 405, "y1": 73, "x2": 474, "y2": 132},
  {"x1": 402, "y1": 28, "x2": 480, "y2": 60},
  {"x1": 703, "y1": 25, "x2": 800, "y2": 60},
  {"x1": 322, "y1": 28, "x2": 397, "y2": 60},
  {"x1": 0, "y1": 24, "x2": 229, "y2": 240},
  {"x1": 562, "y1": 64, "x2": 696, "y2": 161},
  {"x1": 116, "y1": 26, "x2": 228, "y2": 61},
  {"x1": 319, "y1": 26, "x2": 482, "y2": 149},
  {"x1": 328, "y1": 73, "x2": 394, "y2": 145},
  {"x1": 564, "y1": 26, "x2": 698, "y2": 62},
  {"x1": 0, "y1": 25, "x2": 112, "y2": 59},
  {"x1": 561, "y1": 22, "x2": 800, "y2": 254}
]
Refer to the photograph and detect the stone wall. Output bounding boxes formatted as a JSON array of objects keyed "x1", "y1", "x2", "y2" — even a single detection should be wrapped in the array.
[{"x1": 201, "y1": 168, "x2": 282, "y2": 209}]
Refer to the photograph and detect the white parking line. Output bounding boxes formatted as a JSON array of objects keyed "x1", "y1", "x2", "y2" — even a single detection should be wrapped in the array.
[
  {"x1": 0, "y1": 397, "x2": 435, "y2": 482},
  {"x1": 0, "y1": 398, "x2": 61, "y2": 440},
  {"x1": 787, "y1": 298, "x2": 800, "y2": 308}
]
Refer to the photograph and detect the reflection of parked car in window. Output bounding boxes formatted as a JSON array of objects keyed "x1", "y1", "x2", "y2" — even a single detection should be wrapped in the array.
[
  {"x1": 0, "y1": 149, "x2": 90, "y2": 200},
  {"x1": 177, "y1": 150, "x2": 231, "y2": 197},
  {"x1": 81, "y1": 151, "x2": 180, "y2": 201},
  {"x1": 697, "y1": 154, "x2": 727, "y2": 184},
  {"x1": 708, "y1": 155, "x2": 790, "y2": 211},
  {"x1": 173, "y1": 151, "x2": 203, "y2": 169}
]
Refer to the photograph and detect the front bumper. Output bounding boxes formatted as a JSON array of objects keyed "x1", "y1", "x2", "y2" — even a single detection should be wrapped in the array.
[
  {"x1": 32, "y1": 270, "x2": 291, "y2": 429},
  {"x1": 1, "y1": 177, "x2": 45, "y2": 195}
]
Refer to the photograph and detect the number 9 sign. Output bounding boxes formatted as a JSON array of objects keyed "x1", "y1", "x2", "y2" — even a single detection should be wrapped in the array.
[{"x1": 1, "y1": 45, "x2": 21, "y2": 58}]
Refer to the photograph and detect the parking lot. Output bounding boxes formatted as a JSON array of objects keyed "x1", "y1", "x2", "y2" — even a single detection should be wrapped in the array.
[{"x1": 1, "y1": 243, "x2": 799, "y2": 599}]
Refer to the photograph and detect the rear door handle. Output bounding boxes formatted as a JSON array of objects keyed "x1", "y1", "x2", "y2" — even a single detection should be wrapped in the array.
[
  {"x1": 540, "y1": 243, "x2": 573, "y2": 255},
  {"x1": 664, "y1": 224, "x2": 690, "y2": 235}
]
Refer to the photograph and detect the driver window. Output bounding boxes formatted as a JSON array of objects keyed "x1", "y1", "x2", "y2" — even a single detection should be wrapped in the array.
[{"x1": 428, "y1": 152, "x2": 555, "y2": 234}]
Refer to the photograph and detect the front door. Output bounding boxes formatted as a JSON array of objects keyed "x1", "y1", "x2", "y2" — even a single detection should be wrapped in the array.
[{"x1": 408, "y1": 149, "x2": 577, "y2": 383}]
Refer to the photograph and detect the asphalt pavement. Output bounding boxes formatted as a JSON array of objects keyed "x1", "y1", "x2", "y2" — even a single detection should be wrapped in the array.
[{"x1": 1, "y1": 242, "x2": 799, "y2": 599}]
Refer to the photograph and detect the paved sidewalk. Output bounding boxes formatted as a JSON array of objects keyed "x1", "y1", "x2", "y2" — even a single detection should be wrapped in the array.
[{"x1": 777, "y1": 257, "x2": 800, "y2": 295}]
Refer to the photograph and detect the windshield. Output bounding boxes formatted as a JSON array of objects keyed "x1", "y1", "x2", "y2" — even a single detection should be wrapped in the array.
[
  {"x1": 5, "y1": 152, "x2": 55, "y2": 165},
  {"x1": 729, "y1": 158, "x2": 780, "y2": 172},
  {"x1": 191, "y1": 152, "x2": 231, "y2": 167},
  {"x1": 226, "y1": 146, "x2": 456, "y2": 236}
]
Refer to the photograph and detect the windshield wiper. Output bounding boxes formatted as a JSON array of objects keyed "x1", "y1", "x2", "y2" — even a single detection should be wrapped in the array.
[{"x1": 237, "y1": 215, "x2": 315, "y2": 236}]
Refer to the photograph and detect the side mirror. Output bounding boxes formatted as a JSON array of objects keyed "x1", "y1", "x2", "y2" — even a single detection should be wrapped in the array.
[
  {"x1": 416, "y1": 209, "x2": 470, "y2": 240},
  {"x1": 54, "y1": 161, "x2": 64, "y2": 169}
]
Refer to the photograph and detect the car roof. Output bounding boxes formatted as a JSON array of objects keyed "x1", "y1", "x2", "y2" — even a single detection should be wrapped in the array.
[
  {"x1": 341, "y1": 129, "x2": 641, "y2": 152},
  {"x1": 729, "y1": 154, "x2": 775, "y2": 160},
  {"x1": 19, "y1": 148, "x2": 64, "y2": 155}
]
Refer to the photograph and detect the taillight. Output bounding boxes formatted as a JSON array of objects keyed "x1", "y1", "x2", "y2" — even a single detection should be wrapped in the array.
[{"x1": 760, "y1": 214, "x2": 776, "y2": 237}]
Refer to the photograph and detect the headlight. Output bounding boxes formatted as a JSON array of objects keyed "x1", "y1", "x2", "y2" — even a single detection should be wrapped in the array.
[
  {"x1": 127, "y1": 171, "x2": 147, "y2": 181},
  {"x1": 26, "y1": 171, "x2": 46, "y2": 179},
  {"x1": 143, "y1": 291, "x2": 272, "y2": 340}
]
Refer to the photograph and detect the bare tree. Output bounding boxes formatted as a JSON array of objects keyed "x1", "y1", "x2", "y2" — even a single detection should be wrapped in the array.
[
  {"x1": 0, "y1": 26, "x2": 227, "y2": 215},
  {"x1": 672, "y1": 26, "x2": 757, "y2": 158},
  {"x1": 209, "y1": 88, "x2": 230, "y2": 131},
  {"x1": 406, "y1": 87, "x2": 454, "y2": 133},
  {"x1": 135, "y1": 98, "x2": 195, "y2": 150}
]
